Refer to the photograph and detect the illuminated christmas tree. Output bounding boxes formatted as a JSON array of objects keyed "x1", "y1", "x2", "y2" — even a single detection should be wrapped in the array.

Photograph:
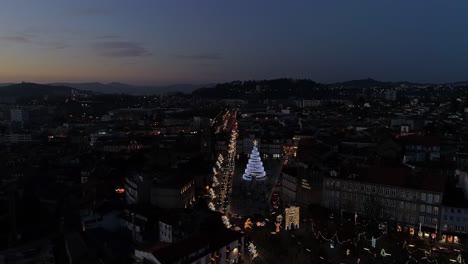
[{"x1": 242, "y1": 140, "x2": 266, "y2": 181}]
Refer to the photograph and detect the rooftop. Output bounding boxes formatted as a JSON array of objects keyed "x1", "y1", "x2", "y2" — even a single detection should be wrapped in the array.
[
  {"x1": 331, "y1": 165, "x2": 447, "y2": 193},
  {"x1": 397, "y1": 135, "x2": 440, "y2": 146},
  {"x1": 152, "y1": 168, "x2": 194, "y2": 189},
  {"x1": 442, "y1": 177, "x2": 468, "y2": 208},
  {"x1": 151, "y1": 228, "x2": 243, "y2": 264},
  {"x1": 152, "y1": 234, "x2": 210, "y2": 263}
]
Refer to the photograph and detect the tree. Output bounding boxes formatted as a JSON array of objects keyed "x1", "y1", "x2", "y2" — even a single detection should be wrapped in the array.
[{"x1": 242, "y1": 141, "x2": 266, "y2": 181}]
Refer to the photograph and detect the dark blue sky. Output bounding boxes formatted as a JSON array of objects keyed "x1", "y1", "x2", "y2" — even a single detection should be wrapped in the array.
[{"x1": 1, "y1": 0, "x2": 467, "y2": 85}]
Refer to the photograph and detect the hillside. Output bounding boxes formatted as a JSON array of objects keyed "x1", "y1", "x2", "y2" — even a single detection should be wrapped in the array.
[
  {"x1": 191, "y1": 78, "x2": 463, "y2": 99},
  {"x1": 333, "y1": 78, "x2": 391, "y2": 88},
  {"x1": 49, "y1": 82, "x2": 203, "y2": 95},
  {"x1": 193, "y1": 78, "x2": 324, "y2": 99},
  {"x1": 0, "y1": 82, "x2": 81, "y2": 97}
]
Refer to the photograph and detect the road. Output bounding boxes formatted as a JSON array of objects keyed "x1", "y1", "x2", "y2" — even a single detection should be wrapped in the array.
[
  {"x1": 211, "y1": 108, "x2": 238, "y2": 213},
  {"x1": 228, "y1": 158, "x2": 285, "y2": 263},
  {"x1": 229, "y1": 158, "x2": 282, "y2": 217}
]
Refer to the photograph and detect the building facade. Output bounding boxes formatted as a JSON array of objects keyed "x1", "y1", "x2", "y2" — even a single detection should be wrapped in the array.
[
  {"x1": 237, "y1": 136, "x2": 283, "y2": 159},
  {"x1": 151, "y1": 178, "x2": 195, "y2": 209},
  {"x1": 322, "y1": 171, "x2": 443, "y2": 238},
  {"x1": 2, "y1": 133, "x2": 32, "y2": 143},
  {"x1": 125, "y1": 173, "x2": 150, "y2": 205},
  {"x1": 10, "y1": 108, "x2": 29, "y2": 124},
  {"x1": 281, "y1": 170, "x2": 297, "y2": 205},
  {"x1": 440, "y1": 206, "x2": 468, "y2": 244},
  {"x1": 159, "y1": 221, "x2": 174, "y2": 243},
  {"x1": 135, "y1": 229, "x2": 244, "y2": 264}
]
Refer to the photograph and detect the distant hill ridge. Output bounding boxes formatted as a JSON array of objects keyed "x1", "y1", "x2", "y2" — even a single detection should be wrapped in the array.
[
  {"x1": 0, "y1": 82, "x2": 205, "y2": 97},
  {"x1": 0, "y1": 82, "x2": 79, "y2": 97},
  {"x1": 49, "y1": 82, "x2": 203, "y2": 95},
  {"x1": 192, "y1": 78, "x2": 468, "y2": 99},
  {"x1": 1, "y1": 78, "x2": 467, "y2": 98}
]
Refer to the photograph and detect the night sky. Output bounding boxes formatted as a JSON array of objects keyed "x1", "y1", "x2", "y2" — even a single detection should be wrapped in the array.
[{"x1": 1, "y1": 0, "x2": 468, "y2": 85}]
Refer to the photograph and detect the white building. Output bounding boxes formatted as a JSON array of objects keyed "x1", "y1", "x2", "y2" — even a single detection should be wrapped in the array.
[
  {"x1": 440, "y1": 206, "x2": 468, "y2": 244},
  {"x1": 125, "y1": 174, "x2": 150, "y2": 205},
  {"x1": 159, "y1": 221, "x2": 174, "y2": 243},
  {"x1": 295, "y1": 100, "x2": 321, "y2": 108},
  {"x1": 455, "y1": 159, "x2": 468, "y2": 201},
  {"x1": 237, "y1": 136, "x2": 283, "y2": 159},
  {"x1": 322, "y1": 167, "x2": 445, "y2": 238},
  {"x1": 10, "y1": 108, "x2": 29, "y2": 124},
  {"x1": 3, "y1": 133, "x2": 32, "y2": 143}
]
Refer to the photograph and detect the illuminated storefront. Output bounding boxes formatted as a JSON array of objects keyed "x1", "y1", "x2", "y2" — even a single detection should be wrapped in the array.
[
  {"x1": 285, "y1": 206, "x2": 300, "y2": 230},
  {"x1": 443, "y1": 234, "x2": 460, "y2": 244}
]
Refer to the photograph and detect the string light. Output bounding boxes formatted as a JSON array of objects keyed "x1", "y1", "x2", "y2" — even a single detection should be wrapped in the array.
[
  {"x1": 209, "y1": 110, "x2": 238, "y2": 213},
  {"x1": 248, "y1": 243, "x2": 258, "y2": 259},
  {"x1": 222, "y1": 215, "x2": 232, "y2": 229},
  {"x1": 285, "y1": 219, "x2": 462, "y2": 263}
]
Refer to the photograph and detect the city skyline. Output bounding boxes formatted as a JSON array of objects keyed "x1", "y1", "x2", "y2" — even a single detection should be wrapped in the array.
[
  {"x1": 2, "y1": 2, "x2": 468, "y2": 263},
  {"x1": 1, "y1": 0, "x2": 468, "y2": 86}
]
